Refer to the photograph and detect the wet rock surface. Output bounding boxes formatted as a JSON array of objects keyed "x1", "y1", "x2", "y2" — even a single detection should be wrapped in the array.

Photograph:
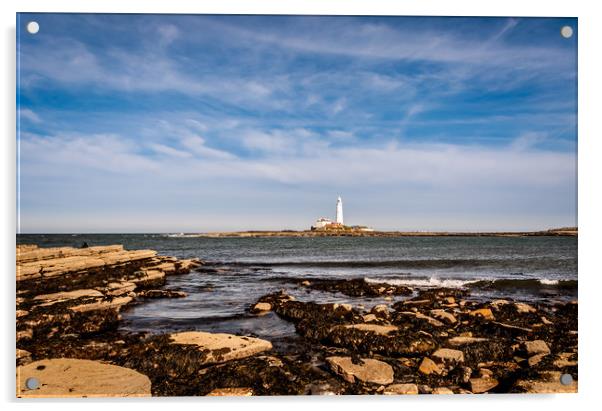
[
  {"x1": 16, "y1": 244, "x2": 577, "y2": 396},
  {"x1": 17, "y1": 358, "x2": 152, "y2": 398}
]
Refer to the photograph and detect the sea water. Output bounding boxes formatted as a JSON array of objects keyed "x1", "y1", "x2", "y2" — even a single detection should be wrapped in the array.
[{"x1": 17, "y1": 234, "x2": 577, "y2": 340}]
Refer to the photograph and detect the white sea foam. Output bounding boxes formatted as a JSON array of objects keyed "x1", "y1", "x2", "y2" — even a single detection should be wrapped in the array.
[
  {"x1": 365, "y1": 276, "x2": 478, "y2": 288},
  {"x1": 539, "y1": 278, "x2": 559, "y2": 285}
]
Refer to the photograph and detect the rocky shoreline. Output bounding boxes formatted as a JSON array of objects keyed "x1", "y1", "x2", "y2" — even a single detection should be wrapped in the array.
[{"x1": 16, "y1": 244, "x2": 577, "y2": 397}]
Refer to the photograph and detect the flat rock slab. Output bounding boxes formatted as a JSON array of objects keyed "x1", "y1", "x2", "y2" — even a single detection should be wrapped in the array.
[
  {"x1": 342, "y1": 323, "x2": 398, "y2": 336},
  {"x1": 470, "y1": 377, "x2": 499, "y2": 393},
  {"x1": 69, "y1": 296, "x2": 133, "y2": 313},
  {"x1": 383, "y1": 383, "x2": 419, "y2": 395},
  {"x1": 326, "y1": 356, "x2": 394, "y2": 385},
  {"x1": 430, "y1": 309, "x2": 457, "y2": 324},
  {"x1": 418, "y1": 357, "x2": 443, "y2": 375},
  {"x1": 17, "y1": 358, "x2": 151, "y2": 398},
  {"x1": 169, "y1": 331, "x2": 272, "y2": 365},
  {"x1": 432, "y1": 348, "x2": 465, "y2": 363},
  {"x1": 469, "y1": 308, "x2": 495, "y2": 321},
  {"x1": 515, "y1": 371, "x2": 577, "y2": 393},
  {"x1": 33, "y1": 289, "x2": 104, "y2": 306},
  {"x1": 523, "y1": 340, "x2": 551, "y2": 355},
  {"x1": 446, "y1": 336, "x2": 489, "y2": 347},
  {"x1": 206, "y1": 387, "x2": 254, "y2": 396},
  {"x1": 399, "y1": 311, "x2": 444, "y2": 327}
]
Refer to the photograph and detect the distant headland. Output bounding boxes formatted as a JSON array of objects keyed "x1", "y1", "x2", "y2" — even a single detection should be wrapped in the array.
[
  {"x1": 183, "y1": 196, "x2": 574, "y2": 238},
  {"x1": 174, "y1": 227, "x2": 577, "y2": 238}
]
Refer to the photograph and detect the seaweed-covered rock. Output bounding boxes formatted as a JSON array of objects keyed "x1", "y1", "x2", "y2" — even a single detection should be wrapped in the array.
[{"x1": 303, "y1": 278, "x2": 412, "y2": 297}]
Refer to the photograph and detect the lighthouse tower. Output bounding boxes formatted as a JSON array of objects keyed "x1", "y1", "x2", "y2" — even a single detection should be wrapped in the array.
[{"x1": 336, "y1": 196, "x2": 344, "y2": 225}]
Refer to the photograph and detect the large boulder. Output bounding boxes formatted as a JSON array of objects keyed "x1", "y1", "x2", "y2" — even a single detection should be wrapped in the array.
[
  {"x1": 169, "y1": 331, "x2": 272, "y2": 365},
  {"x1": 522, "y1": 340, "x2": 551, "y2": 356},
  {"x1": 341, "y1": 323, "x2": 398, "y2": 336},
  {"x1": 16, "y1": 358, "x2": 151, "y2": 397},
  {"x1": 469, "y1": 377, "x2": 499, "y2": 393},
  {"x1": 514, "y1": 371, "x2": 577, "y2": 393},
  {"x1": 383, "y1": 383, "x2": 419, "y2": 395},
  {"x1": 326, "y1": 356, "x2": 394, "y2": 385}
]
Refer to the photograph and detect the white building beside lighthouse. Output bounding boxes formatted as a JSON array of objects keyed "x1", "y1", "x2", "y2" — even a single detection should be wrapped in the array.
[
  {"x1": 336, "y1": 196, "x2": 344, "y2": 225},
  {"x1": 311, "y1": 196, "x2": 354, "y2": 230},
  {"x1": 310, "y1": 196, "x2": 374, "y2": 231}
]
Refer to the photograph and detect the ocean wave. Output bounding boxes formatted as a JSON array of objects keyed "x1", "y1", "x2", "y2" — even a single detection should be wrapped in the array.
[
  {"x1": 468, "y1": 278, "x2": 577, "y2": 290},
  {"x1": 365, "y1": 277, "x2": 478, "y2": 288},
  {"x1": 364, "y1": 276, "x2": 576, "y2": 290}
]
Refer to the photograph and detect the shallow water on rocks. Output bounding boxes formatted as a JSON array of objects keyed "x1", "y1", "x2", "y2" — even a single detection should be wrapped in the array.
[{"x1": 17, "y1": 234, "x2": 577, "y2": 338}]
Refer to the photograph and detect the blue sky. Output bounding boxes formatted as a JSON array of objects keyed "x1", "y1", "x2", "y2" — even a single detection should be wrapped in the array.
[{"x1": 17, "y1": 14, "x2": 577, "y2": 233}]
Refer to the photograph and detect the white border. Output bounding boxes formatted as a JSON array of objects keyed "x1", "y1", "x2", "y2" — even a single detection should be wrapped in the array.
[{"x1": 3, "y1": 1, "x2": 601, "y2": 410}]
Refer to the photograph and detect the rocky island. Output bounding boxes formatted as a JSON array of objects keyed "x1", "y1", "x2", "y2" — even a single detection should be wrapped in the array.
[
  {"x1": 185, "y1": 227, "x2": 578, "y2": 238},
  {"x1": 16, "y1": 244, "x2": 577, "y2": 397}
]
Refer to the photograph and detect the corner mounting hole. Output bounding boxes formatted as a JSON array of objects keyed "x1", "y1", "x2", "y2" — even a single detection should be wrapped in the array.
[
  {"x1": 561, "y1": 26, "x2": 573, "y2": 39},
  {"x1": 26, "y1": 21, "x2": 39, "y2": 35},
  {"x1": 560, "y1": 373, "x2": 573, "y2": 386},
  {"x1": 25, "y1": 377, "x2": 40, "y2": 390}
]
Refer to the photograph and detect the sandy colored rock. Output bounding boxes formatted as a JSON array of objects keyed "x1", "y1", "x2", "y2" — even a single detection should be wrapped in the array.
[
  {"x1": 490, "y1": 299, "x2": 509, "y2": 309},
  {"x1": 170, "y1": 331, "x2": 272, "y2": 364},
  {"x1": 16, "y1": 245, "x2": 158, "y2": 281},
  {"x1": 16, "y1": 349, "x2": 31, "y2": 365},
  {"x1": 528, "y1": 353, "x2": 548, "y2": 367},
  {"x1": 469, "y1": 377, "x2": 499, "y2": 393},
  {"x1": 523, "y1": 340, "x2": 551, "y2": 356},
  {"x1": 447, "y1": 336, "x2": 488, "y2": 347},
  {"x1": 33, "y1": 289, "x2": 104, "y2": 306},
  {"x1": 326, "y1": 356, "x2": 394, "y2": 385},
  {"x1": 16, "y1": 310, "x2": 28, "y2": 318},
  {"x1": 469, "y1": 308, "x2": 495, "y2": 321},
  {"x1": 362, "y1": 314, "x2": 378, "y2": 322},
  {"x1": 17, "y1": 358, "x2": 151, "y2": 397},
  {"x1": 553, "y1": 352, "x2": 577, "y2": 368},
  {"x1": 251, "y1": 302, "x2": 272, "y2": 313},
  {"x1": 479, "y1": 368, "x2": 493, "y2": 378},
  {"x1": 103, "y1": 281, "x2": 137, "y2": 296},
  {"x1": 418, "y1": 357, "x2": 442, "y2": 375},
  {"x1": 371, "y1": 304, "x2": 389, "y2": 316},
  {"x1": 17, "y1": 245, "x2": 124, "y2": 263},
  {"x1": 514, "y1": 371, "x2": 577, "y2": 393},
  {"x1": 514, "y1": 302, "x2": 537, "y2": 314},
  {"x1": 69, "y1": 296, "x2": 133, "y2": 313},
  {"x1": 16, "y1": 329, "x2": 33, "y2": 342},
  {"x1": 343, "y1": 323, "x2": 398, "y2": 336},
  {"x1": 131, "y1": 269, "x2": 165, "y2": 286},
  {"x1": 383, "y1": 383, "x2": 419, "y2": 395},
  {"x1": 399, "y1": 311, "x2": 444, "y2": 327},
  {"x1": 206, "y1": 387, "x2": 254, "y2": 396},
  {"x1": 402, "y1": 299, "x2": 431, "y2": 307},
  {"x1": 333, "y1": 303, "x2": 352, "y2": 313},
  {"x1": 430, "y1": 309, "x2": 457, "y2": 324},
  {"x1": 432, "y1": 348, "x2": 464, "y2": 364},
  {"x1": 432, "y1": 387, "x2": 455, "y2": 394}
]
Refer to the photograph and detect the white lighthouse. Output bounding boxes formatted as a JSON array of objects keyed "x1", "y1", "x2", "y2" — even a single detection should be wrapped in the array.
[{"x1": 336, "y1": 196, "x2": 344, "y2": 225}]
